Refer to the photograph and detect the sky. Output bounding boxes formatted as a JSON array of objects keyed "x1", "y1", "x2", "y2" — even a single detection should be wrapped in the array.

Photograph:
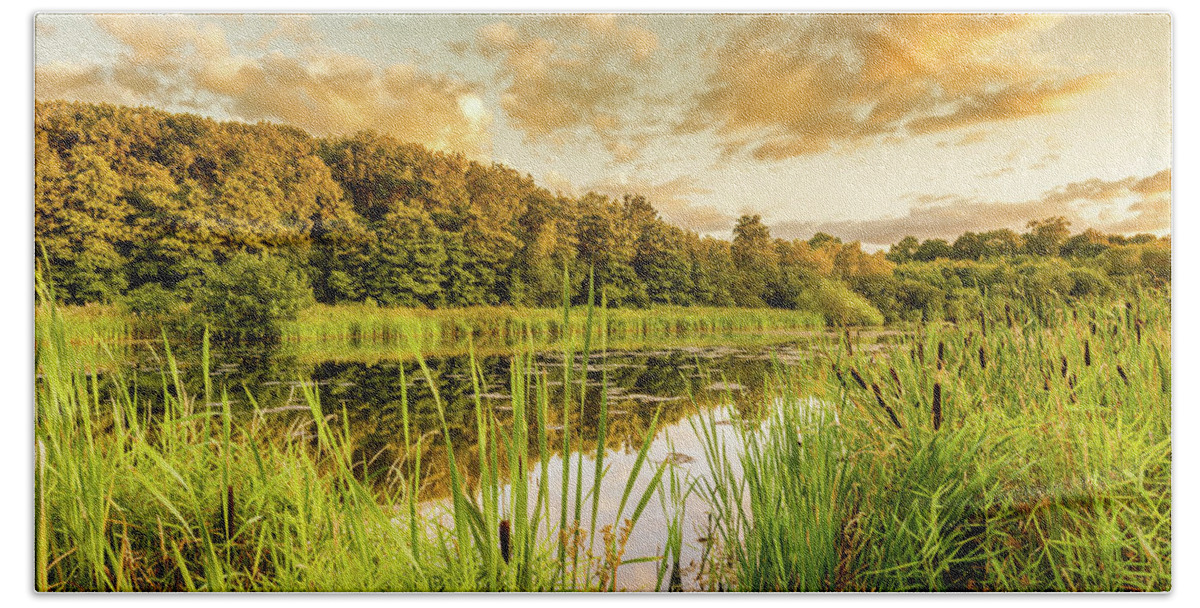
[{"x1": 34, "y1": 12, "x2": 1172, "y2": 248}]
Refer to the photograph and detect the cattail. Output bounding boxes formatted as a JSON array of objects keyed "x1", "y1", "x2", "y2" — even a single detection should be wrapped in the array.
[
  {"x1": 889, "y1": 367, "x2": 902, "y2": 390},
  {"x1": 979, "y1": 311, "x2": 987, "y2": 337},
  {"x1": 1125, "y1": 301, "x2": 1133, "y2": 327},
  {"x1": 1043, "y1": 376, "x2": 1051, "y2": 391},
  {"x1": 849, "y1": 368, "x2": 868, "y2": 391},
  {"x1": 1136, "y1": 321, "x2": 1142, "y2": 344},
  {"x1": 872, "y1": 384, "x2": 903, "y2": 429},
  {"x1": 1084, "y1": 340, "x2": 1091, "y2": 367},
  {"x1": 1068, "y1": 374, "x2": 1076, "y2": 390},
  {"x1": 1117, "y1": 365, "x2": 1129, "y2": 386},
  {"x1": 918, "y1": 342, "x2": 926, "y2": 364},
  {"x1": 499, "y1": 519, "x2": 512, "y2": 563},
  {"x1": 937, "y1": 341, "x2": 945, "y2": 369},
  {"x1": 1006, "y1": 304, "x2": 1015, "y2": 328},
  {"x1": 1061, "y1": 355, "x2": 1069, "y2": 378},
  {"x1": 978, "y1": 346, "x2": 987, "y2": 370},
  {"x1": 1090, "y1": 321, "x2": 1097, "y2": 336},
  {"x1": 1072, "y1": 308, "x2": 1078, "y2": 321},
  {"x1": 832, "y1": 363, "x2": 846, "y2": 387},
  {"x1": 845, "y1": 328, "x2": 853, "y2": 356},
  {"x1": 931, "y1": 383, "x2": 942, "y2": 431}
]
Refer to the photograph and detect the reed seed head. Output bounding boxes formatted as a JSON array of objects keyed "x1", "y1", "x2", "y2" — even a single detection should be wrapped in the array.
[
  {"x1": 499, "y1": 519, "x2": 512, "y2": 563},
  {"x1": 932, "y1": 383, "x2": 942, "y2": 431},
  {"x1": 849, "y1": 368, "x2": 868, "y2": 391}
]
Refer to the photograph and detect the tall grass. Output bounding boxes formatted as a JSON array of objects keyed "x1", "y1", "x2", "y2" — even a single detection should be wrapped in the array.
[
  {"x1": 34, "y1": 265, "x2": 1171, "y2": 591},
  {"x1": 51, "y1": 301, "x2": 825, "y2": 352},
  {"x1": 694, "y1": 290, "x2": 1171, "y2": 591},
  {"x1": 35, "y1": 268, "x2": 670, "y2": 591},
  {"x1": 289, "y1": 303, "x2": 824, "y2": 351}
]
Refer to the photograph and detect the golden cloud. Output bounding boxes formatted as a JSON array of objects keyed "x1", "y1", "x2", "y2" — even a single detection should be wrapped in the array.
[
  {"x1": 36, "y1": 15, "x2": 491, "y2": 157},
  {"x1": 770, "y1": 169, "x2": 1171, "y2": 245},
  {"x1": 474, "y1": 15, "x2": 660, "y2": 162},
  {"x1": 682, "y1": 14, "x2": 1109, "y2": 160}
]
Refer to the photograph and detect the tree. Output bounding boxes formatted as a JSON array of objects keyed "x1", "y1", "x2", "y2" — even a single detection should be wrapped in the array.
[
  {"x1": 978, "y1": 229, "x2": 1021, "y2": 258},
  {"x1": 1022, "y1": 217, "x2": 1071, "y2": 256},
  {"x1": 730, "y1": 214, "x2": 777, "y2": 307},
  {"x1": 365, "y1": 206, "x2": 447, "y2": 307},
  {"x1": 951, "y1": 232, "x2": 986, "y2": 260},
  {"x1": 886, "y1": 236, "x2": 920, "y2": 263},
  {"x1": 35, "y1": 144, "x2": 131, "y2": 302},
  {"x1": 191, "y1": 253, "x2": 314, "y2": 343},
  {"x1": 1059, "y1": 228, "x2": 1110, "y2": 258},
  {"x1": 913, "y1": 238, "x2": 952, "y2": 262}
]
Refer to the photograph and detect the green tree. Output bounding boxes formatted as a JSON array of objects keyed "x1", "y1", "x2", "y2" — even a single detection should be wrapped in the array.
[
  {"x1": 365, "y1": 206, "x2": 447, "y2": 307},
  {"x1": 731, "y1": 214, "x2": 777, "y2": 307},
  {"x1": 1022, "y1": 216, "x2": 1071, "y2": 256},
  {"x1": 191, "y1": 253, "x2": 314, "y2": 343},
  {"x1": 913, "y1": 238, "x2": 952, "y2": 262},
  {"x1": 886, "y1": 236, "x2": 920, "y2": 263}
]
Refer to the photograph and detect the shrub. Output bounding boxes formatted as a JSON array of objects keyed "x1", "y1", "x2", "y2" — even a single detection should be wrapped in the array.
[
  {"x1": 191, "y1": 253, "x2": 314, "y2": 343},
  {"x1": 121, "y1": 282, "x2": 186, "y2": 332},
  {"x1": 797, "y1": 277, "x2": 885, "y2": 326}
]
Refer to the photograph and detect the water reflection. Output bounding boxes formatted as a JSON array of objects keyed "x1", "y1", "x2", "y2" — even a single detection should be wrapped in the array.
[{"x1": 95, "y1": 334, "x2": 844, "y2": 590}]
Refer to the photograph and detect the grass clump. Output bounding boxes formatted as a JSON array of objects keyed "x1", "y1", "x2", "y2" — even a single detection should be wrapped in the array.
[{"x1": 694, "y1": 290, "x2": 1170, "y2": 592}]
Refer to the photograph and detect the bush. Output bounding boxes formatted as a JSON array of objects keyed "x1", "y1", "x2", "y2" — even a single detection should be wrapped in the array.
[
  {"x1": 797, "y1": 277, "x2": 885, "y2": 326},
  {"x1": 122, "y1": 282, "x2": 186, "y2": 331},
  {"x1": 1067, "y1": 267, "x2": 1114, "y2": 299},
  {"x1": 191, "y1": 253, "x2": 314, "y2": 343}
]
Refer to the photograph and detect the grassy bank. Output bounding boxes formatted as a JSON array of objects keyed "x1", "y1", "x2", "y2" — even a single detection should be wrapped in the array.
[
  {"x1": 693, "y1": 289, "x2": 1171, "y2": 591},
  {"x1": 36, "y1": 274, "x2": 673, "y2": 591},
  {"x1": 35, "y1": 274, "x2": 1171, "y2": 591}
]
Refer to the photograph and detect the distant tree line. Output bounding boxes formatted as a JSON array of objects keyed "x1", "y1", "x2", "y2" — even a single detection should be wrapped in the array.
[{"x1": 35, "y1": 100, "x2": 1171, "y2": 334}]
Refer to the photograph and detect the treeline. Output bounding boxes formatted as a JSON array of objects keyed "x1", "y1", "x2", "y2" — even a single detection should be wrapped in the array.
[{"x1": 36, "y1": 100, "x2": 1170, "y2": 330}]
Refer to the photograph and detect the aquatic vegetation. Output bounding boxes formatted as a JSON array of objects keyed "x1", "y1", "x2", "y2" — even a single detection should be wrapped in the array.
[
  {"x1": 694, "y1": 289, "x2": 1171, "y2": 591},
  {"x1": 35, "y1": 266, "x2": 1171, "y2": 591}
]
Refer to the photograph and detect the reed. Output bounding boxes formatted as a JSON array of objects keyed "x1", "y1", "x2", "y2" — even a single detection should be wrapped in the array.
[
  {"x1": 35, "y1": 268, "x2": 669, "y2": 592},
  {"x1": 694, "y1": 289, "x2": 1171, "y2": 591}
]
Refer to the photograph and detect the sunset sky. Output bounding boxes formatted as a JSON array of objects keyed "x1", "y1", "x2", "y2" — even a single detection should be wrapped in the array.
[{"x1": 34, "y1": 13, "x2": 1172, "y2": 248}]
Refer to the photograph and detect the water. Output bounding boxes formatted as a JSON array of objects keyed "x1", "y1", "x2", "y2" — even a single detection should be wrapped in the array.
[{"x1": 89, "y1": 332, "x2": 852, "y2": 590}]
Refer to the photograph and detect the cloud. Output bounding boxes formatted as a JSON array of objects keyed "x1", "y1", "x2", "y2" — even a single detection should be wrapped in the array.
[
  {"x1": 681, "y1": 14, "x2": 1109, "y2": 161},
  {"x1": 473, "y1": 15, "x2": 661, "y2": 163},
  {"x1": 582, "y1": 175, "x2": 733, "y2": 234},
  {"x1": 770, "y1": 169, "x2": 1171, "y2": 245},
  {"x1": 35, "y1": 15, "x2": 491, "y2": 157}
]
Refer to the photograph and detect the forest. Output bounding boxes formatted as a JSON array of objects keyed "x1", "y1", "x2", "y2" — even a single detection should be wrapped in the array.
[{"x1": 36, "y1": 100, "x2": 1171, "y2": 337}]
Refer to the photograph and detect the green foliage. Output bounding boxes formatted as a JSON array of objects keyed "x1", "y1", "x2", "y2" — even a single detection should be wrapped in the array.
[
  {"x1": 794, "y1": 277, "x2": 885, "y2": 326},
  {"x1": 35, "y1": 100, "x2": 1170, "y2": 330},
  {"x1": 190, "y1": 253, "x2": 314, "y2": 343}
]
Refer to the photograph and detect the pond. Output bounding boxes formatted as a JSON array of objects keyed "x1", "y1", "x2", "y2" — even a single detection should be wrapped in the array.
[{"x1": 87, "y1": 330, "x2": 870, "y2": 590}]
